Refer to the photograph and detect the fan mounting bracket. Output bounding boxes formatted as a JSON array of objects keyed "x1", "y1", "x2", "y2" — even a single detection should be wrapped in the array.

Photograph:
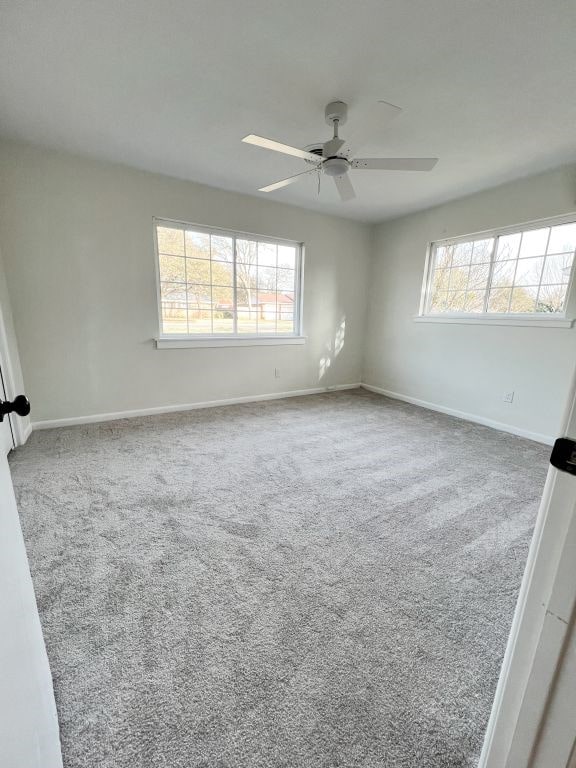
[{"x1": 325, "y1": 101, "x2": 348, "y2": 127}]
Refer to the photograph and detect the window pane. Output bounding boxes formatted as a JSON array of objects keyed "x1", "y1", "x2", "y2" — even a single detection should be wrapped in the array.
[
  {"x1": 211, "y1": 286, "x2": 234, "y2": 309},
  {"x1": 212, "y1": 312, "x2": 234, "y2": 334},
  {"x1": 542, "y1": 253, "x2": 573, "y2": 285},
  {"x1": 431, "y1": 268, "x2": 450, "y2": 292},
  {"x1": 496, "y1": 233, "x2": 521, "y2": 261},
  {"x1": 188, "y1": 310, "x2": 213, "y2": 334},
  {"x1": 236, "y1": 286, "x2": 254, "y2": 307},
  {"x1": 185, "y1": 230, "x2": 210, "y2": 259},
  {"x1": 467, "y1": 263, "x2": 490, "y2": 289},
  {"x1": 278, "y1": 245, "x2": 296, "y2": 269},
  {"x1": 492, "y1": 260, "x2": 516, "y2": 287},
  {"x1": 277, "y1": 314, "x2": 294, "y2": 333},
  {"x1": 444, "y1": 291, "x2": 466, "y2": 312},
  {"x1": 185, "y1": 258, "x2": 212, "y2": 285},
  {"x1": 210, "y1": 260, "x2": 233, "y2": 287},
  {"x1": 258, "y1": 314, "x2": 277, "y2": 333},
  {"x1": 236, "y1": 239, "x2": 257, "y2": 264},
  {"x1": 257, "y1": 266, "x2": 277, "y2": 291},
  {"x1": 464, "y1": 291, "x2": 484, "y2": 312},
  {"x1": 157, "y1": 226, "x2": 185, "y2": 256},
  {"x1": 159, "y1": 253, "x2": 186, "y2": 282},
  {"x1": 537, "y1": 285, "x2": 568, "y2": 313},
  {"x1": 447, "y1": 265, "x2": 469, "y2": 290},
  {"x1": 236, "y1": 262, "x2": 257, "y2": 294},
  {"x1": 434, "y1": 245, "x2": 452, "y2": 269},
  {"x1": 258, "y1": 242, "x2": 277, "y2": 267},
  {"x1": 256, "y1": 290, "x2": 277, "y2": 304},
  {"x1": 510, "y1": 287, "x2": 536, "y2": 313},
  {"x1": 487, "y1": 288, "x2": 511, "y2": 313},
  {"x1": 277, "y1": 268, "x2": 295, "y2": 291},
  {"x1": 547, "y1": 223, "x2": 576, "y2": 255},
  {"x1": 429, "y1": 290, "x2": 447, "y2": 313},
  {"x1": 279, "y1": 291, "x2": 295, "y2": 308},
  {"x1": 186, "y1": 284, "x2": 212, "y2": 308},
  {"x1": 161, "y1": 305, "x2": 187, "y2": 334},
  {"x1": 237, "y1": 309, "x2": 258, "y2": 334},
  {"x1": 452, "y1": 241, "x2": 473, "y2": 266},
  {"x1": 519, "y1": 228, "x2": 549, "y2": 258},
  {"x1": 211, "y1": 235, "x2": 233, "y2": 263},
  {"x1": 160, "y1": 282, "x2": 187, "y2": 302},
  {"x1": 514, "y1": 257, "x2": 544, "y2": 286},
  {"x1": 471, "y1": 238, "x2": 494, "y2": 263}
]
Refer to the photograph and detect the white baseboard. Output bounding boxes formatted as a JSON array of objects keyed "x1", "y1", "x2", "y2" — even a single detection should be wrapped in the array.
[
  {"x1": 21, "y1": 421, "x2": 33, "y2": 444},
  {"x1": 29, "y1": 381, "x2": 555, "y2": 445},
  {"x1": 31, "y1": 383, "x2": 361, "y2": 431},
  {"x1": 361, "y1": 383, "x2": 554, "y2": 445}
]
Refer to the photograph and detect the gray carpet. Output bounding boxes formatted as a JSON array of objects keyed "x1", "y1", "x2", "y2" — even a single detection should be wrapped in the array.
[{"x1": 10, "y1": 390, "x2": 548, "y2": 768}]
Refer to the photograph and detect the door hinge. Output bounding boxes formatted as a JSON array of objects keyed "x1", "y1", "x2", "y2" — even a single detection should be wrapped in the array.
[{"x1": 550, "y1": 437, "x2": 576, "y2": 476}]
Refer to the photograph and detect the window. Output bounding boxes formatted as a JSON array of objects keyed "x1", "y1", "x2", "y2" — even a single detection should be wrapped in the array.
[
  {"x1": 154, "y1": 219, "x2": 303, "y2": 342},
  {"x1": 422, "y1": 217, "x2": 576, "y2": 320}
]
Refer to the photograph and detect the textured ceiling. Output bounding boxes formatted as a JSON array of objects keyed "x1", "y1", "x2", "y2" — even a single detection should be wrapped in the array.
[{"x1": 1, "y1": 0, "x2": 575, "y2": 222}]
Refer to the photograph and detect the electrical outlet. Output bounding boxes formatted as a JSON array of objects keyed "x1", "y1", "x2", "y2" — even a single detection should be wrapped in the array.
[
  {"x1": 503, "y1": 391, "x2": 515, "y2": 403},
  {"x1": 274, "y1": 368, "x2": 280, "y2": 379}
]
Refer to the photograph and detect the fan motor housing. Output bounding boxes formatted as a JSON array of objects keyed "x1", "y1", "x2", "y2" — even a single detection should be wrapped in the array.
[
  {"x1": 325, "y1": 101, "x2": 348, "y2": 127},
  {"x1": 323, "y1": 156, "x2": 350, "y2": 177}
]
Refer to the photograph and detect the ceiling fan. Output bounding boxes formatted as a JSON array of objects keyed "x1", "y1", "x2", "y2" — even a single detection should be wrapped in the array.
[{"x1": 242, "y1": 100, "x2": 438, "y2": 202}]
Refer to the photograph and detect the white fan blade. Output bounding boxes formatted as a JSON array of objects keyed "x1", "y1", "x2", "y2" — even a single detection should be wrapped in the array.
[
  {"x1": 334, "y1": 174, "x2": 356, "y2": 202},
  {"x1": 345, "y1": 99, "x2": 403, "y2": 152},
  {"x1": 352, "y1": 157, "x2": 438, "y2": 171},
  {"x1": 243, "y1": 134, "x2": 321, "y2": 163},
  {"x1": 323, "y1": 137, "x2": 346, "y2": 157},
  {"x1": 377, "y1": 100, "x2": 403, "y2": 122},
  {"x1": 259, "y1": 168, "x2": 316, "y2": 193}
]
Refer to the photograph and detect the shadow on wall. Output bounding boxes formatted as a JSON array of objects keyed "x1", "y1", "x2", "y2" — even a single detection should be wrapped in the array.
[{"x1": 319, "y1": 316, "x2": 346, "y2": 381}]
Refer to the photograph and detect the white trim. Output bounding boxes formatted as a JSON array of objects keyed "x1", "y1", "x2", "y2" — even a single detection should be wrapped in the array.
[
  {"x1": 31, "y1": 384, "x2": 361, "y2": 430},
  {"x1": 418, "y1": 242, "x2": 434, "y2": 316},
  {"x1": 420, "y1": 211, "x2": 576, "y2": 323},
  {"x1": 414, "y1": 315, "x2": 574, "y2": 328},
  {"x1": 361, "y1": 383, "x2": 554, "y2": 445},
  {"x1": 153, "y1": 216, "x2": 301, "y2": 247},
  {"x1": 153, "y1": 217, "x2": 304, "y2": 340},
  {"x1": 296, "y1": 244, "x2": 305, "y2": 337},
  {"x1": 0, "y1": 299, "x2": 30, "y2": 447},
  {"x1": 155, "y1": 335, "x2": 307, "y2": 349},
  {"x1": 432, "y1": 211, "x2": 576, "y2": 248}
]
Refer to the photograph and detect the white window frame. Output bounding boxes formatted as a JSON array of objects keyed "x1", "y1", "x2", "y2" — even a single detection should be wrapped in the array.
[
  {"x1": 416, "y1": 213, "x2": 576, "y2": 328},
  {"x1": 153, "y1": 217, "x2": 306, "y2": 348}
]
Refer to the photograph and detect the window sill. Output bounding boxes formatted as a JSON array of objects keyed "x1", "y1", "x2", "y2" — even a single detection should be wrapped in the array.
[
  {"x1": 414, "y1": 315, "x2": 574, "y2": 328},
  {"x1": 155, "y1": 335, "x2": 307, "y2": 349}
]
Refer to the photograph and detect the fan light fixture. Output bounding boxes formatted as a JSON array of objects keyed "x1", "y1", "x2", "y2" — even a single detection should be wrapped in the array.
[{"x1": 322, "y1": 157, "x2": 350, "y2": 177}]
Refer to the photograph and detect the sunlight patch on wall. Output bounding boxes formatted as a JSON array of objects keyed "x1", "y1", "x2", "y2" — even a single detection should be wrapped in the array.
[{"x1": 318, "y1": 316, "x2": 346, "y2": 381}]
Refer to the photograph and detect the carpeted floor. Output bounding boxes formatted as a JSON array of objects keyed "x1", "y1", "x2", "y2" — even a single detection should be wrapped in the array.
[{"x1": 10, "y1": 390, "x2": 548, "y2": 768}]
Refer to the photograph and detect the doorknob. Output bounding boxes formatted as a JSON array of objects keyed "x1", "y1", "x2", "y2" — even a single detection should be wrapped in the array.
[{"x1": 0, "y1": 394, "x2": 31, "y2": 422}]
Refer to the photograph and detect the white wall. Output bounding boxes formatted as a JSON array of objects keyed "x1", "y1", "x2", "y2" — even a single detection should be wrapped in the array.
[
  {"x1": 363, "y1": 166, "x2": 576, "y2": 443},
  {"x1": 1, "y1": 140, "x2": 574, "y2": 440},
  {"x1": 0, "y1": 141, "x2": 370, "y2": 423}
]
